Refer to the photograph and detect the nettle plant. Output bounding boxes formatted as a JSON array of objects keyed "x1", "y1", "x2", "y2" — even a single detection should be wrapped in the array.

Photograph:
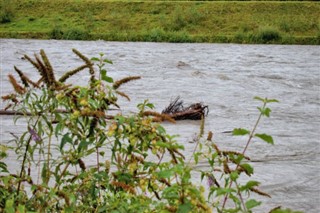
[{"x1": 0, "y1": 49, "x2": 295, "y2": 213}]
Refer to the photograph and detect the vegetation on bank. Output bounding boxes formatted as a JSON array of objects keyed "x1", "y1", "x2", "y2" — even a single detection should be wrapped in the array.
[
  {"x1": 1, "y1": 48, "x2": 302, "y2": 212},
  {"x1": 0, "y1": 0, "x2": 319, "y2": 44}
]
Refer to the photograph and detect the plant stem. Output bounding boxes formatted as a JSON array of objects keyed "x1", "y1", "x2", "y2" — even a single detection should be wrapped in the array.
[
  {"x1": 221, "y1": 102, "x2": 266, "y2": 210},
  {"x1": 17, "y1": 116, "x2": 40, "y2": 196},
  {"x1": 46, "y1": 131, "x2": 52, "y2": 185}
]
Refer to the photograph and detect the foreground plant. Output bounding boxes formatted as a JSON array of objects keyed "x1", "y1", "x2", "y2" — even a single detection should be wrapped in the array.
[{"x1": 0, "y1": 49, "x2": 299, "y2": 213}]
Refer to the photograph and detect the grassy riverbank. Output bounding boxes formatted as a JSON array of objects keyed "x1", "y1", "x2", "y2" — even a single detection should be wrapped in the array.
[{"x1": 0, "y1": 0, "x2": 319, "y2": 44}]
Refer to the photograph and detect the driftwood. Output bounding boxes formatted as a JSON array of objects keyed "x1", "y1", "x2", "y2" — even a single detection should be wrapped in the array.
[{"x1": 162, "y1": 97, "x2": 208, "y2": 120}]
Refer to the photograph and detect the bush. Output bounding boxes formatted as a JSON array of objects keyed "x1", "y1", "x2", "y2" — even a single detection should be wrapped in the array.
[
  {"x1": 253, "y1": 26, "x2": 282, "y2": 43},
  {"x1": 0, "y1": 0, "x2": 15, "y2": 23},
  {"x1": 50, "y1": 26, "x2": 91, "y2": 40},
  {"x1": 0, "y1": 49, "x2": 299, "y2": 212}
]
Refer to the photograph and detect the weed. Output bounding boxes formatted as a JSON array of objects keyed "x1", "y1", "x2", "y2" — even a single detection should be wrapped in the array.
[{"x1": 0, "y1": 49, "x2": 302, "y2": 212}]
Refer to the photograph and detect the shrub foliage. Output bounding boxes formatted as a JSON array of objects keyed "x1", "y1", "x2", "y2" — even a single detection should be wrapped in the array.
[{"x1": 0, "y1": 49, "x2": 299, "y2": 213}]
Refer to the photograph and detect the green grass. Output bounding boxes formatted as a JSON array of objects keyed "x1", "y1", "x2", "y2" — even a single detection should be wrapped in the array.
[{"x1": 0, "y1": 0, "x2": 319, "y2": 44}]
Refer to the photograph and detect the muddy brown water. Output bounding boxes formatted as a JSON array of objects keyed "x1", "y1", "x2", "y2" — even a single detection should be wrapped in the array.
[{"x1": 0, "y1": 39, "x2": 319, "y2": 212}]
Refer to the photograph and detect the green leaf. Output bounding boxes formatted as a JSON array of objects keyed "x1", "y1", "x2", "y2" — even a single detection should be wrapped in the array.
[
  {"x1": 254, "y1": 96, "x2": 265, "y2": 102},
  {"x1": 240, "y1": 180, "x2": 260, "y2": 191},
  {"x1": 266, "y1": 98, "x2": 279, "y2": 103},
  {"x1": 177, "y1": 202, "x2": 193, "y2": 213},
  {"x1": 0, "y1": 162, "x2": 8, "y2": 173},
  {"x1": 60, "y1": 133, "x2": 72, "y2": 151},
  {"x1": 232, "y1": 128, "x2": 250, "y2": 136},
  {"x1": 257, "y1": 107, "x2": 271, "y2": 117},
  {"x1": 157, "y1": 170, "x2": 174, "y2": 179},
  {"x1": 99, "y1": 151, "x2": 105, "y2": 157},
  {"x1": 17, "y1": 204, "x2": 26, "y2": 213},
  {"x1": 78, "y1": 139, "x2": 90, "y2": 152},
  {"x1": 103, "y1": 76, "x2": 113, "y2": 83},
  {"x1": 216, "y1": 188, "x2": 236, "y2": 196},
  {"x1": 245, "y1": 199, "x2": 262, "y2": 209},
  {"x1": 41, "y1": 162, "x2": 49, "y2": 184},
  {"x1": 5, "y1": 199, "x2": 15, "y2": 213},
  {"x1": 155, "y1": 141, "x2": 170, "y2": 148},
  {"x1": 270, "y1": 208, "x2": 303, "y2": 213},
  {"x1": 103, "y1": 58, "x2": 113, "y2": 64},
  {"x1": 240, "y1": 163, "x2": 254, "y2": 176},
  {"x1": 91, "y1": 57, "x2": 100, "y2": 61},
  {"x1": 101, "y1": 69, "x2": 113, "y2": 83},
  {"x1": 255, "y1": 133, "x2": 274, "y2": 145},
  {"x1": 162, "y1": 186, "x2": 179, "y2": 199},
  {"x1": 156, "y1": 125, "x2": 166, "y2": 134},
  {"x1": 146, "y1": 103, "x2": 155, "y2": 109},
  {"x1": 230, "y1": 171, "x2": 239, "y2": 181}
]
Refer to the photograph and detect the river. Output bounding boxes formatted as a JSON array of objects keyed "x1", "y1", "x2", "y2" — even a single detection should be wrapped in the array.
[{"x1": 0, "y1": 39, "x2": 319, "y2": 212}]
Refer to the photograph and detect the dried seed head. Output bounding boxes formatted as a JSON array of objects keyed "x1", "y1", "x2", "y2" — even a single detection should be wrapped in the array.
[
  {"x1": 14, "y1": 66, "x2": 29, "y2": 87},
  {"x1": 212, "y1": 143, "x2": 221, "y2": 155},
  {"x1": 207, "y1": 131, "x2": 213, "y2": 141},
  {"x1": 72, "y1": 49, "x2": 95, "y2": 80},
  {"x1": 78, "y1": 158, "x2": 86, "y2": 171},
  {"x1": 111, "y1": 181, "x2": 136, "y2": 194},
  {"x1": 199, "y1": 114, "x2": 205, "y2": 137},
  {"x1": 143, "y1": 111, "x2": 176, "y2": 123},
  {"x1": 113, "y1": 76, "x2": 141, "y2": 89},
  {"x1": 165, "y1": 206, "x2": 177, "y2": 213},
  {"x1": 59, "y1": 65, "x2": 89, "y2": 83},
  {"x1": 8, "y1": 74, "x2": 26, "y2": 94},
  {"x1": 105, "y1": 160, "x2": 110, "y2": 174},
  {"x1": 116, "y1": 90, "x2": 130, "y2": 101},
  {"x1": 250, "y1": 187, "x2": 271, "y2": 198},
  {"x1": 40, "y1": 49, "x2": 56, "y2": 85},
  {"x1": 56, "y1": 190, "x2": 70, "y2": 206},
  {"x1": 2, "y1": 94, "x2": 18, "y2": 103},
  {"x1": 223, "y1": 160, "x2": 231, "y2": 174},
  {"x1": 34, "y1": 54, "x2": 51, "y2": 86}
]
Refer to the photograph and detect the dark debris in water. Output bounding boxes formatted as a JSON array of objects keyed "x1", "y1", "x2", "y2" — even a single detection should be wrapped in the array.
[{"x1": 162, "y1": 96, "x2": 209, "y2": 120}]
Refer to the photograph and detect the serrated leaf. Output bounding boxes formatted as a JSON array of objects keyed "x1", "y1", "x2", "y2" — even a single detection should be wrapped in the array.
[
  {"x1": 240, "y1": 163, "x2": 254, "y2": 176},
  {"x1": 103, "y1": 76, "x2": 113, "y2": 83},
  {"x1": 257, "y1": 107, "x2": 271, "y2": 117},
  {"x1": 255, "y1": 133, "x2": 274, "y2": 145},
  {"x1": 232, "y1": 128, "x2": 250, "y2": 136},
  {"x1": 245, "y1": 199, "x2": 262, "y2": 209},
  {"x1": 146, "y1": 103, "x2": 155, "y2": 109},
  {"x1": 230, "y1": 171, "x2": 239, "y2": 181},
  {"x1": 101, "y1": 69, "x2": 113, "y2": 83},
  {"x1": 241, "y1": 180, "x2": 260, "y2": 190}
]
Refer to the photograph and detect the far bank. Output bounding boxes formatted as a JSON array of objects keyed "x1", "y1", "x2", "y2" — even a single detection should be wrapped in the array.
[{"x1": 0, "y1": 0, "x2": 319, "y2": 44}]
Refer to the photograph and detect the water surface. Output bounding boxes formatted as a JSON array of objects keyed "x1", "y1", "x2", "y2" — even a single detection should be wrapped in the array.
[{"x1": 0, "y1": 39, "x2": 319, "y2": 212}]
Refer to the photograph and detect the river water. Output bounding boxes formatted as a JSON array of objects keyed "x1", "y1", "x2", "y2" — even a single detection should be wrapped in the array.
[{"x1": 0, "y1": 39, "x2": 319, "y2": 212}]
